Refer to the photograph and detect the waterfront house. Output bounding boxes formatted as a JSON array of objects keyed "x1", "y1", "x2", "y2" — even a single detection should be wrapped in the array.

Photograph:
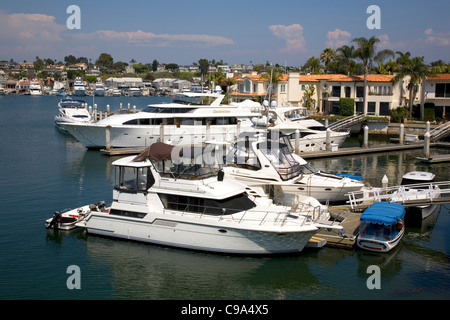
[
  {"x1": 423, "y1": 74, "x2": 450, "y2": 120},
  {"x1": 105, "y1": 77, "x2": 143, "y2": 90},
  {"x1": 230, "y1": 72, "x2": 419, "y2": 117}
]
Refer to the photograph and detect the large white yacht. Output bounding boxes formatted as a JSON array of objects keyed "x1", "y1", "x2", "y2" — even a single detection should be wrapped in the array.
[
  {"x1": 94, "y1": 82, "x2": 106, "y2": 96},
  {"x1": 73, "y1": 77, "x2": 86, "y2": 96},
  {"x1": 74, "y1": 142, "x2": 334, "y2": 254},
  {"x1": 55, "y1": 98, "x2": 92, "y2": 128},
  {"x1": 223, "y1": 131, "x2": 364, "y2": 204},
  {"x1": 29, "y1": 80, "x2": 43, "y2": 96},
  {"x1": 57, "y1": 94, "x2": 349, "y2": 151},
  {"x1": 58, "y1": 93, "x2": 261, "y2": 149}
]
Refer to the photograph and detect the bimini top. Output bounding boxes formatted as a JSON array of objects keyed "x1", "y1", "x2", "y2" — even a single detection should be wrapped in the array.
[{"x1": 360, "y1": 202, "x2": 405, "y2": 226}]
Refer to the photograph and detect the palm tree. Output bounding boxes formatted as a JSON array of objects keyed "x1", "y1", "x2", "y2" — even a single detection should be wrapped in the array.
[
  {"x1": 352, "y1": 36, "x2": 394, "y2": 114},
  {"x1": 320, "y1": 48, "x2": 337, "y2": 73},
  {"x1": 393, "y1": 56, "x2": 434, "y2": 118}
]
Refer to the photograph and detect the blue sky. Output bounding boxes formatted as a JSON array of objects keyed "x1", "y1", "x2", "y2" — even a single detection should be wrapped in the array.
[{"x1": 1, "y1": 0, "x2": 450, "y2": 66}]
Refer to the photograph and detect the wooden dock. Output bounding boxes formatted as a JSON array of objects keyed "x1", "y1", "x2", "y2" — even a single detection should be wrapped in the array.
[
  {"x1": 300, "y1": 143, "x2": 424, "y2": 159},
  {"x1": 100, "y1": 147, "x2": 146, "y2": 156},
  {"x1": 316, "y1": 207, "x2": 362, "y2": 249},
  {"x1": 416, "y1": 154, "x2": 450, "y2": 163}
]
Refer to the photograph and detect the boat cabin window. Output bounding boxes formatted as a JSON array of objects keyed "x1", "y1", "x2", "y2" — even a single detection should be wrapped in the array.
[
  {"x1": 158, "y1": 193, "x2": 256, "y2": 215},
  {"x1": 225, "y1": 140, "x2": 261, "y2": 170},
  {"x1": 115, "y1": 166, "x2": 154, "y2": 193},
  {"x1": 259, "y1": 142, "x2": 301, "y2": 180},
  {"x1": 142, "y1": 106, "x2": 196, "y2": 113},
  {"x1": 123, "y1": 118, "x2": 175, "y2": 125}
]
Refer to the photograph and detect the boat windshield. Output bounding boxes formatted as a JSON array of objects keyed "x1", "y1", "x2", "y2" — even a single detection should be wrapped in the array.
[
  {"x1": 151, "y1": 145, "x2": 222, "y2": 180},
  {"x1": 283, "y1": 108, "x2": 308, "y2": 121},
  {"x1": 259, "y1": 142, "x2": 301, "y2": 180},
  {"x1": 115, "y1": 166, "x2": 154, "y2": 193},
  {"x1": 360, "y1": 222, "x2": 401, "y2": 241}
]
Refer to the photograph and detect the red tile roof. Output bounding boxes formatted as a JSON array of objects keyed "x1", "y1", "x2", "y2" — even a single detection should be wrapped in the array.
[{"x1": 427, "y1": 74, "x2": 450, "y2": 80}]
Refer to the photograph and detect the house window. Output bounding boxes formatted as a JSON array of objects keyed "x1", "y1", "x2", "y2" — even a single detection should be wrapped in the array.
[
  {"x1": 356, "y1": 86, "x2": 364, "y2": 98},
  {"x1": 253, "y1": 83, "x2": 257, "y2": 93},
  {"x1": 437, "y1": 83, "x2": 450, "y2": 97},
  {"x1": 368, "y1": 102, "x2": 376, "y2": 115},
  {"x1": 244, "y1": 80, "x2": 251, "y2": 92},
  {"x1": 345, "y1": 86, "x2": 351, "y2": 98},
  {"x1": 331, "y1": 86, "x2": 341, "y2": 97},
  {"x1": 380, "y1": 102, "x2": 390, "y2": 116},
  {"x1": 356, "y1": 102, "x2": 364, "y2": 113},
  {"x1": 280, "y1": 84, "x2": 286, "y2": 93}
]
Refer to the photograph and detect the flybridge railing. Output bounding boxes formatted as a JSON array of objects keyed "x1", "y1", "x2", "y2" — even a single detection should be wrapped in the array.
[
  {"x1": 160, "y1": 200, "x2": 322, "y2": 227},
  {"x1": 347, "y1": 181, "x2": 450, "y2": 210}
]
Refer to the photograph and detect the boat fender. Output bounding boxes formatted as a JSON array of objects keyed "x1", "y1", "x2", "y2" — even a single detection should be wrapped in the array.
[{"x1": 218, "y1": 169, "x2": 224, "y2": 181}]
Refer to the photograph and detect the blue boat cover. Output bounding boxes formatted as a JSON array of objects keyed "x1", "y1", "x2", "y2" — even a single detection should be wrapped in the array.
[
  {"x1": 334, "y1": 173, "x2": 363, "y2": 181},
  {"x1": 360, "y1": 202, "x2": 405, "y2": 226}
]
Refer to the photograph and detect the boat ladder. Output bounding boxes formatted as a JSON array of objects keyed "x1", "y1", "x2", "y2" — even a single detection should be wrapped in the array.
[
  {"x1": 327, "y1": 113, "x2": 365, "y2": 131},
  {"x1": 430, "y1": 121, "x2": 450, "y2": 142}
]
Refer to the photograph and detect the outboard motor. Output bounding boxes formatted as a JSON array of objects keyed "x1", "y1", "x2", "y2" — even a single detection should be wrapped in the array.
[{"x1": 47, "y1": 211, "x2": 62, "y2": 229}]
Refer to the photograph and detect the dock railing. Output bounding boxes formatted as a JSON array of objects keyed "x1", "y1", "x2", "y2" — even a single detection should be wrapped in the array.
[{"x1": 347, "y1": 181, "x2": 450, "y2": 210}]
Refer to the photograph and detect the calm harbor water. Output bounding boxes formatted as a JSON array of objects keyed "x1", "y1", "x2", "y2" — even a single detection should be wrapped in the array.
[{"x1": 0, "y1": 95, "x2": 448, "y2": 301}]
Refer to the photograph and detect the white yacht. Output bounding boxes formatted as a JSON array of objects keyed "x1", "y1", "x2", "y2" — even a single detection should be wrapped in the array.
[
  {"x1": 127, "y1": 86, "x2": 142, "y2": 97},
  {"x1": 57, "y1": 93, "x2": 261, "y2": 149},
  {"x1": 49, "y1": 81, "x2": 66, "y2": 96},
  {"x1": 94, "y1": 82, "x2": 106, "y2": 96},
  {"x1": 57, "y1": 94, "x2": 349, "y2": 150},
  {"x1": 29, "y1": 80, "x2": 43, "y2": 96},
  {"x1": 223, "y1": 131, "x2": 365, "y2": 204},
  {"x1": 73, "y1": 77, "x2": 86, "y2": 96},
  {"x1": 253, "y1": 102, "x2": 349, "y2": 153},
  {"x1": 74, "y1": 143, "x2": 335, "y2": 254},
  {"x1": 55, "y1": 98, "x2": 92, "y2": 128}
]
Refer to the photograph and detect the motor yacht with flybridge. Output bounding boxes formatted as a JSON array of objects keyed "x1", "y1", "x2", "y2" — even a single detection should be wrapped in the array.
[
  {"x1": 223, "y1": 130, "x2": 364, "y2": 204},
  {"x1": 57, "y1": 93, "x2": 349, "y2": 151},
  {"x1": 54, "y1": 98, "x2": 92, "y2": 130},
  {"x1": 75, "y1": 142, "x2": 340, "y2": 254},
  {"x1": 57, "y1": 93, "x2": 261, "y2": 149}
]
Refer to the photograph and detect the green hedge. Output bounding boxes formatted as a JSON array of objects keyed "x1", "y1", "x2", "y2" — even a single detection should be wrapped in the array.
[{"x1": 338, "y1": 98, "x2": 355, "y2": 116}]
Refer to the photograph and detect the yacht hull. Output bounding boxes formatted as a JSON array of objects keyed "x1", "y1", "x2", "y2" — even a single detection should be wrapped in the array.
[
  {"x1": 82, "y1": 212, "x2": 317, "y2": 255},
  {"x1": 58, "y1": 122, "x2": 248, "y2": 149}
]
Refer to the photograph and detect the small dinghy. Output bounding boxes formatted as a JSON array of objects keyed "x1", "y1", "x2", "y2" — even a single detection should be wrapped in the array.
[
  {"x1": 46, "y1": 201, "x2": 107, "y2": 230},
  {"x1": 357, "y1": 202, "x2": 405, "y2": 252}
]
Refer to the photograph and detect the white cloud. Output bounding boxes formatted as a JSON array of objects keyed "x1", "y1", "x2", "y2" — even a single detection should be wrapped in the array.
[
  {"x1": 269, "y1": 24, "x2": 306, "y2": 53},
  {"x1": 74, "y1": 29, "x2": 234, "y2": 47},
  {"x1": 424, "y1": 28, "x2": 450, "y2": 46},
  {"x1": 0, "y1": 11, "x2": 66, "y2": 50},
  {"x1": 326, "y1": 29, "x2": 351, "y2": 48}
]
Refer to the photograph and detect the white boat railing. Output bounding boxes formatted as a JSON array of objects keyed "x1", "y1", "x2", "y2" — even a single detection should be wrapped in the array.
[
  {"x1": 161, "y1": 200, "x2": 320, "y2": 227},
  {"x1": 347, "y1": 181, "x2": 450, "y2": 210}
]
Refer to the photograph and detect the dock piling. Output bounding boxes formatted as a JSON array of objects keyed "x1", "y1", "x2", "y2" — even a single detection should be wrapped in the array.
[
  {"x1": 363, "y1": 126, "x2": 369, "y2": 148},
  {"x1": 424, "y1": 132, "x2": 430, "y2": 158},
  {"x1": 295, "y1": 129, "x2": 300, "y2": 154},
  {"x1": 326, "y1": 128, "x2": 331, "y2": 151},
  {"x1": 399, "y1": 124, "x2": 404, "y2": 145}
]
